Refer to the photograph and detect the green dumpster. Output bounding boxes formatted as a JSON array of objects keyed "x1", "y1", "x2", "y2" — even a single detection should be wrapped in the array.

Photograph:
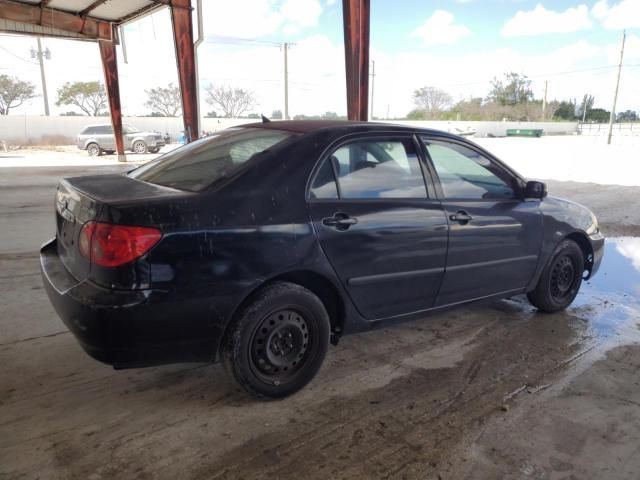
[{"x1": 506, "y1": 128, "x2": 543, "y2": 137}]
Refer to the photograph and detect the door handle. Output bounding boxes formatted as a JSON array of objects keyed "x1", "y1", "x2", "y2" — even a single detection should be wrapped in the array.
[
  {"x1": 322, "y1": 213, "x2": 358, "y2": 230},
  {"x1": 449, "y1": 210, "x2": 473, "y2": 223}
]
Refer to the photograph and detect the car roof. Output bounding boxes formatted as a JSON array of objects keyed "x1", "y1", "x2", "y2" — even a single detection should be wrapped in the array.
[{"x1": 241, "y1": 119, "x2": 452, "y2": 136}]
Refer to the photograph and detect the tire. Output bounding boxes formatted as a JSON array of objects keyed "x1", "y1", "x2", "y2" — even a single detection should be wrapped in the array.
[
  {"x1": 132, "y1": 140, "x2": 147, "y2": 154},
  {"x1": 527, "y1": 239, "x2": 584, "y2": 313},
  {"x1": 87, "y1": 143, "x2": 101, "y2": 157},
  {"x1": 149, "y1": 148, "x2": 160, "y2": 154},
  {"x1": 222, "y1": 282, "x2": 331, "y2": 399}
]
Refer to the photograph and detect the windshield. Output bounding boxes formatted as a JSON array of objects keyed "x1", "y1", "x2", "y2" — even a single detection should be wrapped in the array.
[
  {"x1": 129, "y1": 127, "x2": 295, "y2": 192},
  {"x1": 123, "y1": 125, "x2": 139, "y2": 134}
]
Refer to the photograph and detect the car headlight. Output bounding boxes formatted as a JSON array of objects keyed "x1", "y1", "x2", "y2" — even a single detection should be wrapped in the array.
[{"x1": 586, "y1": 211, "x2": 599, "y2": 235}]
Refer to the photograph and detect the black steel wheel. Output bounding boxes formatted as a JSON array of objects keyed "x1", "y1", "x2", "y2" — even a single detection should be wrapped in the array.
[
  {"x1": 222, "y1": 282, "x2": 330, "y2": 399},
  {"x1": 528, "y1": 239, "x2": 584, "y2": 313}
]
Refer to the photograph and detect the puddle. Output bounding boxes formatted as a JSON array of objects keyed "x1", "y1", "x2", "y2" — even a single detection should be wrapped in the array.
[{"x1": 572, "y1": 237, "x2": 640, "y2": 340}]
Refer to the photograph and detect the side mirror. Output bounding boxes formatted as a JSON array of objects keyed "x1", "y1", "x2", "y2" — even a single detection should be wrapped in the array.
[{"x1": 524, "y1": 180, "x2": 547, "y2": 199}]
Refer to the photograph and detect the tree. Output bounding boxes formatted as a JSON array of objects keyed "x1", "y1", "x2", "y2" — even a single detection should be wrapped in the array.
[
  {"x1": 56, "y1": 81, "x2": 107, "y2": 116},
  {"x1": 487, "y1": 72, "x2": 533, "y2": 106},
  {"x1": 617, "y1": 110, "x2": 638, "y2": 122},
  {"x1": 554, "y1": 100, "x2": 577, "y2": 120},
  {"x1": 204, "y1": 84, "x2": 256, "y2": 118},
  {"x1": 0, "y1": 74, "x2": 37, "y2": 115},
  {"x1": 577, "y1": 94, "x2": 595, "y2": 120},
  {"x1": 271, "y1": 109, "x2": 283, "y2": 119},
  {"x1": 412, "y1": 86, "x2": 453, "y2": 119},
  {"x1": 144, "y1": 83, "x2": 181, "y2": 117},
  {"x1": 587, "y1": 108, "x2": 610, "y2": 123}
]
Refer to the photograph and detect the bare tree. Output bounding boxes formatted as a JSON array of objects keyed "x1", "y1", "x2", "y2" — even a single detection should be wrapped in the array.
[
  {"x1": 56, "y1": 81, "x2": 107, "y2": 116},
  {"x1": 144, "y1": 83, "x2": 182, "y2": 117},
  {"x1": 205, "y1": 84, "x2": 256, "y2": 118},
  {"x1": 0, "y1": 74, "x2": 37, "y2": 115},
  {"x1": 412, "y1": 86, "x2": 453, "y2": 119}
]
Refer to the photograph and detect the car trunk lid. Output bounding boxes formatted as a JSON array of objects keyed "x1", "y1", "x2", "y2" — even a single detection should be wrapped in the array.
[{"x1": 55, "y1": 174, "x2": 191, "y2": 282}]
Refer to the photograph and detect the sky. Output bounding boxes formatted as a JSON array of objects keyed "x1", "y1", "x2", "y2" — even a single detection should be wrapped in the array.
[{"x1": 0, "y1": 0, "x2": 639, "y2": 119}]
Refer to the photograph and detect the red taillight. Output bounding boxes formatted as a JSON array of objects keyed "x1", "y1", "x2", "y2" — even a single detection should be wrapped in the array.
[{"x1": 78, "y1": 221, "x2": 162, "y2": 268}]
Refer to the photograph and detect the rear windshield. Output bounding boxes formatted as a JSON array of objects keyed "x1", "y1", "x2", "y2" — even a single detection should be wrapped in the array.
[{"x1": 129, "y1": 127, "x2": 294, "y2": 192}]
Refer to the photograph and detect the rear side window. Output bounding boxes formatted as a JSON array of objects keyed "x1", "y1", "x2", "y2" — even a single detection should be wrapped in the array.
[
  {"x1": 130, "y1": 128, "x2": 294, "y2": 192},
  {"x1": 311, "y1": 139, "x2": 427, "y2": 199},
  {"x1": 96, "y1": 126, "x2": 113, "y2": 134}
]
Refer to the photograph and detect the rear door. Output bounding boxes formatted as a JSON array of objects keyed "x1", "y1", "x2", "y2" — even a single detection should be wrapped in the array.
[
  {"x1": 308, "y1": 134, "x2": 448, "y2": 320},
  {"x1": 420, "y1": 136, "x2": 543, "y2": 306},
  {"x1": 98, "y1": 125, "x2": 116, "y2": 150}
]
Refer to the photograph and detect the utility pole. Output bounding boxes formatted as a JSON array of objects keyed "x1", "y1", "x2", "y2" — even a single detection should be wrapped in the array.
[
  {"x1": 541, "y1": 80, "x2": 548, "y2": 121},
  {"x1": 31, "y1": 38, "x2": 50, "y2": 116},
  {"x1": 607, "y1": 29, "x2": 626, "y2": 145},
  {"x1": 283, "y1": 42, "x2": 289, "y2": 120},
  {"x1": 370, "y1": 60, "x2": 375, "y2": 120}
]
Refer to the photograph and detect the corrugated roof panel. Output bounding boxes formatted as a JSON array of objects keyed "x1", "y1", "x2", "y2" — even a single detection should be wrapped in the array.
[
  {"x1": 0, "y1": 18, "x2": 88, "y2": 39},
  {"x1": 90, "y1": 0, "x2": 156, "y2": 21},
  {"x1": 47, "y1": 0, "x2": 96, "y2": 14}
]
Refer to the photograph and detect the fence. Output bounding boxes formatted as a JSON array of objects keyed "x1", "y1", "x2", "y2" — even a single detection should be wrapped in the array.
[{"x1": 578, "y1": 122, "x2": 640, "y2": 137}]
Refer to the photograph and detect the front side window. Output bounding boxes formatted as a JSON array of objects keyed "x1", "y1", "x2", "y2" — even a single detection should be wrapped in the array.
[
  {"x1": 130, "y1": 127, "x2": 294, "y2": 192},
  {"x1": 123, "y1": 125, "x2": 139, "y2": 134},
  {"x1": 311, "y1": 138, "x2": 426, "y2": 199},
  {"x1": 423, "y1": 138, "x2": 515, "y2": 199}
]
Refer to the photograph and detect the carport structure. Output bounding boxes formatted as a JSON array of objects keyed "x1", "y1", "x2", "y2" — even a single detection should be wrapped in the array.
[{"x1": 0, "y1": 0, "x2": 370, "y2": 159}]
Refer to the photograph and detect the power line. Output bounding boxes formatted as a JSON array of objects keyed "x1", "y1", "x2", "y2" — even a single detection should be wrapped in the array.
[{"x1": 0, "y1": 44, "x2": 38, "y2": 65}]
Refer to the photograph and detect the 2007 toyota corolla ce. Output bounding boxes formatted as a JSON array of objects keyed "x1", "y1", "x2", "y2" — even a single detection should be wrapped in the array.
[{"x1": 41, "y1": 121, "x2": 604, "y2": 398}]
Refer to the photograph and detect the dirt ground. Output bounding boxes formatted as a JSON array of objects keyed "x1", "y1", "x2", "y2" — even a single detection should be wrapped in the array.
[{"x1": 1, "y1": 164, "x2": 639, "y2": 479}]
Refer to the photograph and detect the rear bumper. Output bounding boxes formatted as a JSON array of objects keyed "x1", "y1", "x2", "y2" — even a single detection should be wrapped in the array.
[{"x1": 40, "y1": 238, "x2": 222, "y2": 368}]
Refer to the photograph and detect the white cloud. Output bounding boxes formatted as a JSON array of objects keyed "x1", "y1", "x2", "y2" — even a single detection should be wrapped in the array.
[
  {"x1": 501, "y1": 4, "x2": 592, "y2": 37},
  {"x1": 281, "y1": 0, "x2": 323, "y2": 34},
  {"x1": 592, "y1": 0, "x2": 640, "y2": 29},
  {"x1": 203, "y1": 0, "x2": 322, "y2": 38},
  {"x1": 411, "y1": 10, "x2": 471, "y2": 46},
  {"x1": 615, "y1": 238, "x2": 640, "y2": 272}
]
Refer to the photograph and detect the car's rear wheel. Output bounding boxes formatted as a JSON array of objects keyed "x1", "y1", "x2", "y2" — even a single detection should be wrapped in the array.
[
  {"x1": 527, "y1": 239, "x2": 584, "y2": 313},
  {"x1": 87, "y1": 143, "x2": 101, "y2": 157},
  {"x1": 132, "y1": 140, "x2": 147, "y2": 154},
  {"x1": 149, "y1": 147, "x2": 160, "y2": 154},
  {"x1": 222, "y1": 282, "x2": 330, "y2": 399}
]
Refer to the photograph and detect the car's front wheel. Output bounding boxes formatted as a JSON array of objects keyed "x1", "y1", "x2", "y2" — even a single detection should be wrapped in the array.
[
  {"x1": 132, "y1": 140, "x2": 147, "y2": 154},
  {"x1": 149, "y1": 147, "x2": 160, "y2": 154},
  {"x1": 222, "y1": 282, "x2": 330, "y2": 399},
  {"x1": 527, "y1": 239, "x2": 584, "y2": 313}
]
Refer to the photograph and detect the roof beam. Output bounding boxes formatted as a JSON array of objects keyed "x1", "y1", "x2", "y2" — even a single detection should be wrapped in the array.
[
  {"x1": 79, "y1": 0, "x2": 110, "y2": 18},
  {"x1": 0, "y1": 0, "x2": 115, "y2": 42}
]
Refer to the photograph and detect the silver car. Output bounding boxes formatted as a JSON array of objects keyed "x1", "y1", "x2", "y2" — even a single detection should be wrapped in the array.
[{"x1": 77, "y1": 124, "x2": 165, "y2": 156}]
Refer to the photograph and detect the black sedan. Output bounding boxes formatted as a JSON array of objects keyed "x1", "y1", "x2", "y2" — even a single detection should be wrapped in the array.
[{"x1": 41, "y1": 121, "x2": 604, "y2": 398}]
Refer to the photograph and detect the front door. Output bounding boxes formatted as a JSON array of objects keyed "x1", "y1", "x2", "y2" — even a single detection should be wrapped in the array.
[
  {"x1": 420, "y1": 136, "x2": 543, "y2": 306},
  {"x1": 308, "y1": 135, "x2": 448, "y2": 320}
]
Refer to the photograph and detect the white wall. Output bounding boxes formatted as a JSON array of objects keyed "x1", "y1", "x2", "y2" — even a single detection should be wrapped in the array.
[
  {"x1": 0, "y1": 116, "x2": 254, "y2": 145},
  {"x1": 0, "y1": 115, "x2": 590, "y2": 145},
  {"x1": 382, "y1": 120, "x2": 579, "y2": 137}
]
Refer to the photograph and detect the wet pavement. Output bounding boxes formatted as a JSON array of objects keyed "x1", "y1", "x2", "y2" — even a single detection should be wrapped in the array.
[{"x1": 1, "y1": 165, "x2": 640, "y2": 479}]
